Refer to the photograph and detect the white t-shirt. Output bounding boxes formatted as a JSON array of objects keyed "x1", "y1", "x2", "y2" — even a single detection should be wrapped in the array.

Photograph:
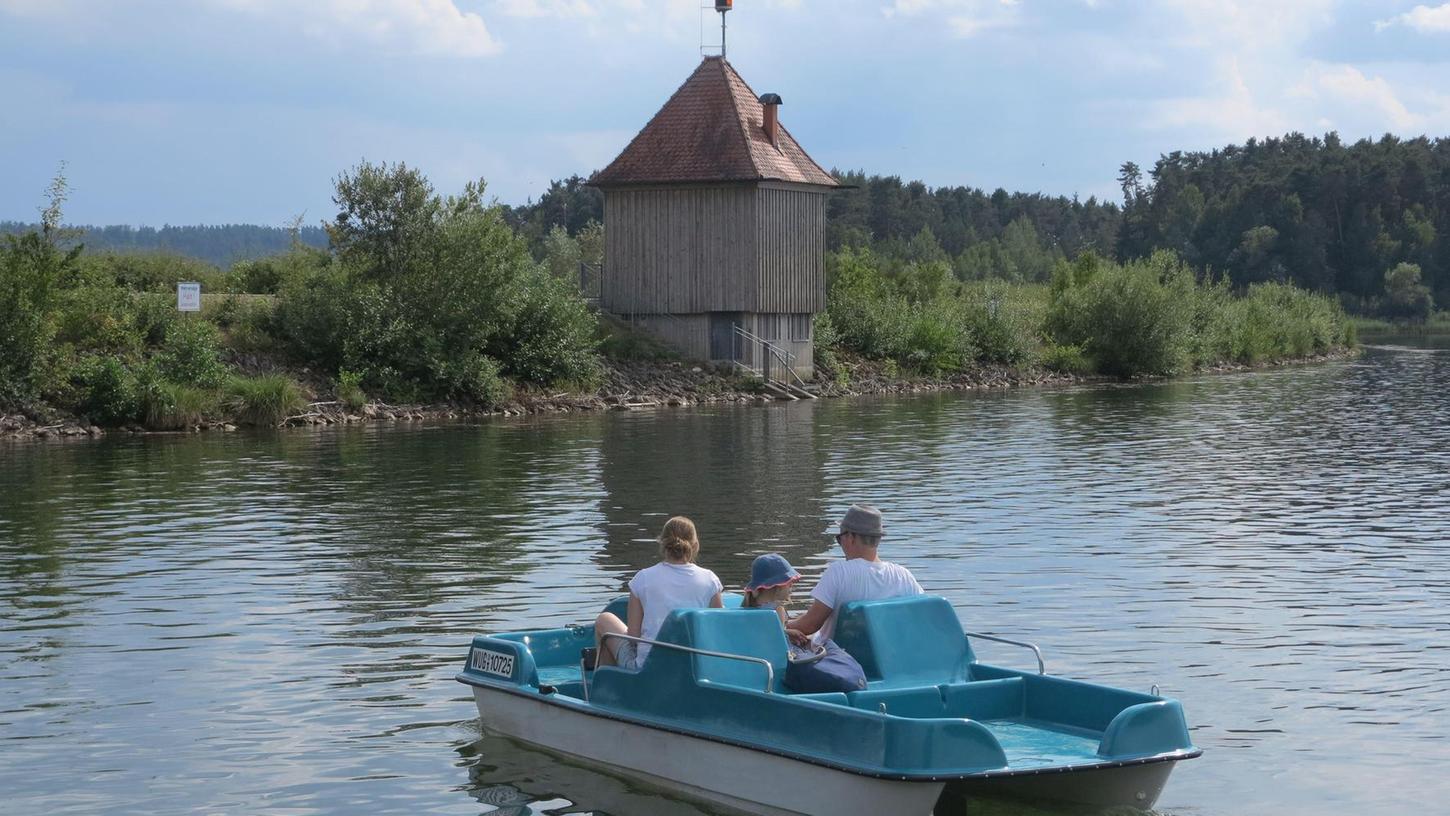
[
  {"x1": 809, "y1": 558, "x2": 923, "y2": 643},
  {"x1": 628, "y1": 561, "x2": 723, "y2": 662}
]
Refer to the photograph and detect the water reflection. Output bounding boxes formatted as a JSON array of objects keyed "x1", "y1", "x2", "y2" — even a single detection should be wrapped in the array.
[
  {"x1": 2, "y1": 341, "x2": 1448, "y2": 815},
  {"x1": 595, "y1": 402, "x2": 829, "y2": 584}
]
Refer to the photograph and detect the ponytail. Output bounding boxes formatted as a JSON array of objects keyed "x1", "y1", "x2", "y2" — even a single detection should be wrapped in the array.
[{"x1": 658, "y1": 516, "x2": 700, "y2": 563}]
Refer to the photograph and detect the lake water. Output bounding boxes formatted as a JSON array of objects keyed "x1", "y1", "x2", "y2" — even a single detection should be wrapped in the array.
[{"x1": 2, "y1": 339, "x2": 1448, "y2": 816}]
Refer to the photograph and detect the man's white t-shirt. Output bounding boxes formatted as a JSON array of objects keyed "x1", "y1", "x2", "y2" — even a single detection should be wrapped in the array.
[
  {"x1": 628, "y1": 562, "x2": 723, "y2": 662},
  {"x1": 810, "y1": 558, "x2": 923, "y2": 643}
]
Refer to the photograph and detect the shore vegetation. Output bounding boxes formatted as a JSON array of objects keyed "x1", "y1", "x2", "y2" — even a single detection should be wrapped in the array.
[{"x1": 3, "y1": 161, "x2": 1357, "y2": 433}]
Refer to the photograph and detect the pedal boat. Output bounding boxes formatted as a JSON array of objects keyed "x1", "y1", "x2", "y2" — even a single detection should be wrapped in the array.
[{"x1": 456, "y1": 595, "x2": 1200, "y2": 816}]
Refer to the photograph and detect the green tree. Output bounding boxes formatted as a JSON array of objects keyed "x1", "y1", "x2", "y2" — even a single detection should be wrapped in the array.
[
  {"x1": 277, "y1": 161, "x2": 599, "y2": 400},
  {"x1": 1382, "y1": 262, "x2": 1434, "y2": 321},
  {"x1": 540, "y1": 224, "x2": 581, "y2": 279},
  {"x1": 0, "y1": 167, "x2": 83, "y2": 405}
]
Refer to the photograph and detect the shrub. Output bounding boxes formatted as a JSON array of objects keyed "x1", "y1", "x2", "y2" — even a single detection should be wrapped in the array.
[
  {"x1": 1047, "y1": 251, "x2": 1196, "y2": 377},
  {"x1": 959, "y1": 294, "x2": 1037, "y2": 366},
  {"x1": 53, "y1": 284, "x2": 146, "y2": 355},
  {"x1": 1040, "y1": 343, "x2": 1093, "y2": 375},
  {"x1": 336, "y1": 369, "x2": 367, "y2": 412},
  {"x1": 275, "y1": 163, "x2": 600, "y2": 397},
  {"x1": 499, "y1": 270, "x2": 600, "y2": 385},
  {"x1": 78, "y1": 251, "x2": 226, "y2": 294},
  {"x1": 132, "y1": 292, "x2": 177, "y2": 347},
  {"x1": 212, "y1": 295, "x2": 277, "y2": 354},
  {"x1": 225, "y1": 374, "x2": 305, "y2": 426},
  {"x1": 157, "y1": 319, "x2": 228, "y2": 388},
  {"x1": 1381, "y1": 262, "x2": 1434, "y2": 322},
  {"x1": 142, "y1": 381, "x2": 217, "y2": 431},
  {"x1": 812, "y1": 312, "x2": 841, "y2": 374},
  {"x1": 902, "y1": 300, "x2": 973, "y2": 374},
  {"x1": 1, "y1": 218, "x2": 80, "y2": 405},
  {"x1": 598, "y1": 317, "x2": 680, "y2": 362},
  {"x1": 272, "y1": 263, "x2": 353, "y2": 372},
  {"x1": 72, "y1": 355, "x2": 139, "y2": 425},
  {"x1": 226, "y1": 248, "x2": 330, "y2": 295}
]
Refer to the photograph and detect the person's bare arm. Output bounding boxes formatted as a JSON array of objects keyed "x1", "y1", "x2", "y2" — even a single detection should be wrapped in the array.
[
  {"x1": 626, "y1": 593, "x2": 644, "y2": 637},
  {"x1": 786, "y1": 600, "x2": 833, "y2": 645},
  {"x1": 709, "y1": 592, "x2": 724, "y2": 609}
]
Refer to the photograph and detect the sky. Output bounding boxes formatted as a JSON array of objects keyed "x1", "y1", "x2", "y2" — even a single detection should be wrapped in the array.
[{"x1": 2, "y1": 0, "x2": 1449, "y2": 227}]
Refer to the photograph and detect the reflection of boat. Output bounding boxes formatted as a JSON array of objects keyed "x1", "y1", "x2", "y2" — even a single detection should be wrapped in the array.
[
  {"x1": 456, "y1": 595, "x2": 1200, "y2": 816},
  {"x1": 459, "y1": 728, "x2": 722, "y2": 816}
]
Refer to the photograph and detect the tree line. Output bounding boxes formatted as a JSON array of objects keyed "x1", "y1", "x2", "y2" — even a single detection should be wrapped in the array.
[
  {"x1": 0, "y1": 221, "x2": 329, "y2": 268},
  {"x1": 8, "y1": 130, "x2": 1447, "y2": 318},
  {"x1": 1118, "y1": 132, "x2": 1447, "y2": 318}
]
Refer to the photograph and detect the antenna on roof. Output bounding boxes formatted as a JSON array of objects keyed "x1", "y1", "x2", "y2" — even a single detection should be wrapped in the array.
[{"x1": 702, "y1": 0, "x2": 732, "y2": 59}]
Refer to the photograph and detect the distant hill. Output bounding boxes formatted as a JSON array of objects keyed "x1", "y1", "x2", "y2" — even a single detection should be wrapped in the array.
[{"x1": 0, "y1": 221, "x2": 329, "y2": 268}]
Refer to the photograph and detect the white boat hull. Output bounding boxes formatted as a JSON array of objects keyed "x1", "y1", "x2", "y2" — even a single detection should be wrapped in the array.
[
  {"x1": 470, "y1": 686, "x2": 945, "y2": 816},
  {"x1": 950, "y1": 759, "x2": 1177, "y2": 809}
]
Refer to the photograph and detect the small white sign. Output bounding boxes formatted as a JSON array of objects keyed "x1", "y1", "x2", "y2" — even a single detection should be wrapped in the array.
[
  {"x1": 177, "y1": 282, "x2": 201, "y2": 312},
  {"x1": 470, "y1": 647, "x2": 516, "y2": 679}
]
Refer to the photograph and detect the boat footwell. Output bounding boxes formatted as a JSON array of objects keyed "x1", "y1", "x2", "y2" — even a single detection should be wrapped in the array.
[{"x1": 471, "y1": 685, "x2": 945, "y2": 816}]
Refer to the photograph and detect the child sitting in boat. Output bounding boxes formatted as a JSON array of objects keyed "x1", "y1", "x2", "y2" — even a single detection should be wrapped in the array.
[
  {"x1": 744, "y1": 552, "x2": 868, "y2": 693},
  {"x1": 594, "y1": 516, "x2": 723, "y2": 670},
  {"x1": 742, "y1": 553, "x2": 801, "y2": 626}
]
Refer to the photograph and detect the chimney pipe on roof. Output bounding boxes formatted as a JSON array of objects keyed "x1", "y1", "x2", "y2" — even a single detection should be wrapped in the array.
[{"x1": 759, "y1": 93, "x2": 782, "y2": 149}]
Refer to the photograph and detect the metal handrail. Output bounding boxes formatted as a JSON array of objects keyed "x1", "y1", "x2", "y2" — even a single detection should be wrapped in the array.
[
  {"x1": 965, "y1": 632, "x2": 1046, "y2": 675},
  {"x1": 731, "y1": 325, "x2": 810, "y2": 391},
  {"x1": 599, "y1": 632, "x2": 776, "y2": 694}
]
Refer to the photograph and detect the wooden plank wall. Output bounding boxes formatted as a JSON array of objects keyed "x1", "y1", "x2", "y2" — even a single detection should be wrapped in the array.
[
  {"x1": 756, "y1": 184, "x2": 826, "y2": 313},
  {"x1": 602, "y1": 183, "x2": 828, "y2": 316},
  {"x1": 602, "y1": 185, "x2": 757, "y2": 314}
]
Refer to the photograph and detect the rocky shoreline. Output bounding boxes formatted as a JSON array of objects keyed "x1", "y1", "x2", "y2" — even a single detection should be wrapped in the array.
[{"x1": 0, "y1": 348, "x2": 1360, "y2": 443}]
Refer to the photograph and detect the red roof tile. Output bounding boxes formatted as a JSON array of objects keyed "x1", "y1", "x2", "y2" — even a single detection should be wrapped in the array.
[{"x1": 591, "y1": 57, "x2": 838, "y2": 188}]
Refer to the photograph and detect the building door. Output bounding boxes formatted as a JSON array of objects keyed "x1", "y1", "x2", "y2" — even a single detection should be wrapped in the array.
[{"x1": 709, "y1": 312, "x2": 741, "y2": 361}]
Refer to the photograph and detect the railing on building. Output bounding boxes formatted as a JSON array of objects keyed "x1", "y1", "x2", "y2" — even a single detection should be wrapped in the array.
[
  {"x1": 578, "y1": 261, "x2": 603, "y2": 304},
  {"x1": 732, "y1": 324, "x2": 814, "y2": 399}
]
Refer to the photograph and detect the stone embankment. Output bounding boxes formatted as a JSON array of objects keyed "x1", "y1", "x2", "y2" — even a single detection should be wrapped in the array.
[{"x1": 0, "y1": 349, "x2": 1358, "y2": 442}]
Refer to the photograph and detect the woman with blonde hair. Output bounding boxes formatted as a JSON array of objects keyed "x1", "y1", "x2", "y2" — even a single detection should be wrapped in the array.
[{"x1": 594, "y1": 516, "x2": 723, "y2": 669}]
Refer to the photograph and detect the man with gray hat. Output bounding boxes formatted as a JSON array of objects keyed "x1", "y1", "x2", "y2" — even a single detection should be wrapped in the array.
[{"x1": 787, "y1": 504, "x2": 923, "y2": 646}]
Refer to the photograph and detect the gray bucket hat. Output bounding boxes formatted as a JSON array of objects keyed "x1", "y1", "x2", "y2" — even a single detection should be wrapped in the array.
[{"x1": 838, "y1": 504, "x2": 885, "y2": 538}]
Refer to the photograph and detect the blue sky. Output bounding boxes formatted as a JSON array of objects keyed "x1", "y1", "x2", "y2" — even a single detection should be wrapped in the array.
[{"x1": 2, "y1": 0, "x2": 1449, "y2": 226}]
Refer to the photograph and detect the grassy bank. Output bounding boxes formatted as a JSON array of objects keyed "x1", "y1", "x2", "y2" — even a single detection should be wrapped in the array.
[{"x1": 1349, "y1": 312, "x2": 1450, "y2": 336}]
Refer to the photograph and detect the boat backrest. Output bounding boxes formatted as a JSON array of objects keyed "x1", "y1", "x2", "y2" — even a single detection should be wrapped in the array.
[
  {"x1": 654, "y1": 608, "x2": 788, "y2": 693},
  {"x1": 833, "y1": 595, "x2": 975, "y2": 686},
  {"x1": 599, "y1": 592, "x2": 743, "y2": 623}
]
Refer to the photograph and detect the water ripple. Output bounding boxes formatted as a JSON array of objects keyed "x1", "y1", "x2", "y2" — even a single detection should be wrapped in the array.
[{"x1": 2, "y1": 341, "x2": 1448, "y2": 815}]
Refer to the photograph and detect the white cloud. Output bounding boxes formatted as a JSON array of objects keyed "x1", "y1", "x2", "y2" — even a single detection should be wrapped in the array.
[
  {"x1": 1374, "y1": 3, "x2": 1450, "y2": 33},
  {"x1": 493, "y1": 0, "x2": 597, "y2": 18},
  {"x1": 881, "y1": 0, "x2": 1022, "y2": 36},
  {"x1": 1149, "y1": 56, "x2": 1290, "y2": 139},
  {"x1": 212, "y1": 0, "x2": 501, "y2": 58},
  {"x1": 1303, "y1": 64, "x2": 1423, "y2": 130}
]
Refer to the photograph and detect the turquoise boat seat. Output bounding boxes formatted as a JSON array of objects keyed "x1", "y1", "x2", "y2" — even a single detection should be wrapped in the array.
[
  {"x1": 833, "y1": 595, "x2": 976, "y2": 688},
  {"x1": 653, "y1": 608, "x2": 790, "y2": 693}
]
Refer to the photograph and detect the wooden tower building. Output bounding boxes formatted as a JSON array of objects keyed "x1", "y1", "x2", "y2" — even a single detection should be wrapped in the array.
[{"x1": 590, "y1": 57, "x2": 839, "y2": 380}]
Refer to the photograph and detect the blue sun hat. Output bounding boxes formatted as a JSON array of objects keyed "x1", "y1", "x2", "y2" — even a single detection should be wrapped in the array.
[{"x1": 746, "y1": 553, "x2": 800, "y2": 591}]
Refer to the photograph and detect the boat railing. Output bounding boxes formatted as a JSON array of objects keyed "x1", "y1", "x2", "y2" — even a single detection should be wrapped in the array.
[
  {"x1": 965, "y1": 632, "x2": 1046, "y2": 675},
  {"x1": 596, "y1": 633, "x2": 776, "y2": 696}
]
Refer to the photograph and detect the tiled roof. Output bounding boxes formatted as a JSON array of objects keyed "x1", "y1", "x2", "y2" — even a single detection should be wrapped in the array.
[{"x1": 590, "y1": 57, "x2": 838, "y2": 188}]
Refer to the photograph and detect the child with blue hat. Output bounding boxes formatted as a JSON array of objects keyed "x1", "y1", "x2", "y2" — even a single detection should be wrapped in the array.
[
  {"x1": 745, "y1": 552, "x2": 869, "y2": 693},
  {"x1": 742, "y1": 553, "x2": 800, "y2": 628}
]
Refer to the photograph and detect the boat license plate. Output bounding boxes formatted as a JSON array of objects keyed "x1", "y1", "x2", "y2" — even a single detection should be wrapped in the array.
[{"x1": 470, "y1": 648, "x2": 515, "y2": 679}]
